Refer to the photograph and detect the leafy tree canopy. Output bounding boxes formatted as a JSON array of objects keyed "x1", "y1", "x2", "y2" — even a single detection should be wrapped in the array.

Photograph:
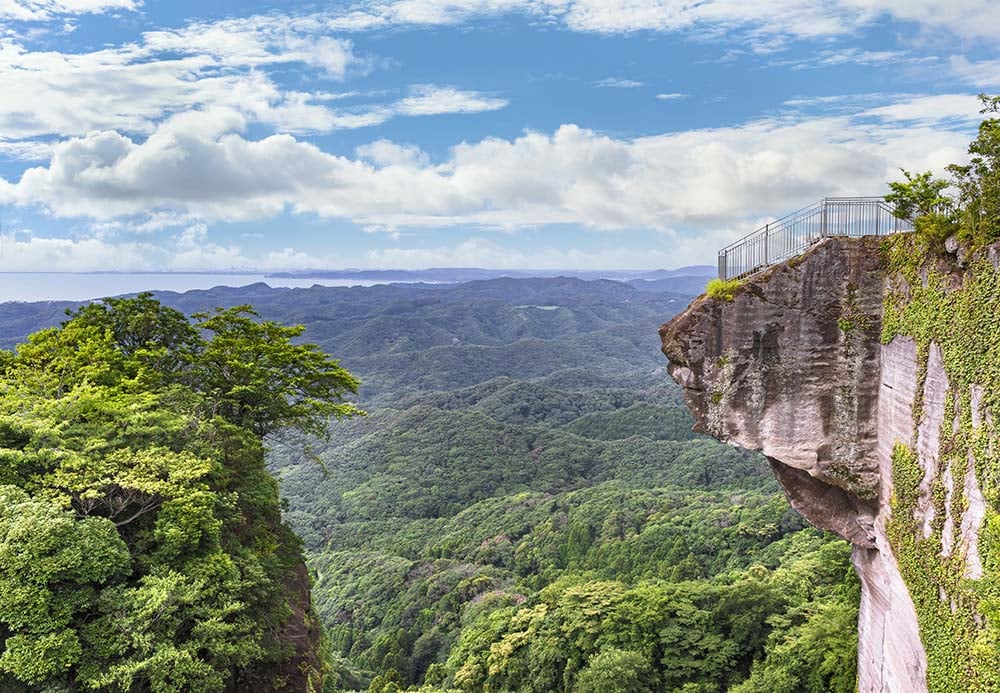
[
  {"x1": 887, "y1": 94, "x2": 1000, "y2": 248},
  {"x1": 0, "y1": 294, "x2": 362, "y2": 692}
]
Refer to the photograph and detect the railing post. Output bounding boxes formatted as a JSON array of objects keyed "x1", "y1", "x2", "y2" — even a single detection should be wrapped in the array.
[
  {"x1": 718, "y1": 250, "x2": 726, "y2": 280},
  {"x1": 821, "y1": 199, "x2": 828, "y2": 237},
  {"x1": 764, "y1": 223, "x2": 769, "y2": 265}
]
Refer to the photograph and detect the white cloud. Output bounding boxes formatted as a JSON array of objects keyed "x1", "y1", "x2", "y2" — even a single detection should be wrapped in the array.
[
  {"x1": 139, "y1": 15, "x2": 365, "y2": 79},
  {"x1": 365, "y1": 234, "x2": 738, "y2": 270},
  {"x1": 777, "y1": 48, "x2": 929, "y2": 70},
  {"x1": 656, "y1": 92, "x2": 686, "y2": 100},
  {"x1": 320, "y1": 0, "x2": 1000, "y2": 41},
  {"x1": 356, "y1": 140, "x2": 431, "y2": 168},
  {"x1": 394, "y1": 84, "x2": 508, "y2": 116},
  {"x1": 950, "y1": 55, "x2": 1000, "y2": 89},
  {"x1": 783, "y1": 93, "x2": 898, "y2": 108},
  {"x1": 0, "y1": 138, "x2": 54, "y2": 161},
  {"x1": 9, "y1": 0, "x2": 1000, "y2": 48},
  {"x1": 842, "y1": 0, "x2": 1000, "y2": 42},
  {"x1": 860, "y1": 93, "x2": 985, "y2": 126},
  {"x1": 332, "y1": 0, "x2": 548, "y2": 30},
  {"x1": 0, "y1": 0, "x2": 136, "y2": 21},
  {"x1": 0, "y1": 34, "x2": 358, "y2": 140},
  {"x1": 0, "y1": 33, "x2": 505, "y2": 143},
  {"x1": 0, "y1": 232, "x2": 154, "y2": 271},
  {"x1": 0, "y1": 225, "x2": 340, "y2": 272},
  {"x1": 164, "y1": 224, "x2": 340, "y2": 271},
  {"x1": 257, "y1": 85, "x2": 508, "y2": 134},
  {"x1": 596, "y1": 78, "x2": 645, "y2": 88},
  {"x1": 1, "y1": 94, "x2": 977, "y2": 238}
]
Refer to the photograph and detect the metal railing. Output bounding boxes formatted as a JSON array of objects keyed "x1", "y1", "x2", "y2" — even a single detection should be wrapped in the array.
[{"x1": 717, "y1": 197, "x2": 913, "y2": 280}]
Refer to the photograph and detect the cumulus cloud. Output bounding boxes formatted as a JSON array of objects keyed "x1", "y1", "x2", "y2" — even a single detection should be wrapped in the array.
[
  {"x1": 0, "y1": 138, "x2": 54, "y2": 161},
  {"x1": 0, "y1": 33, "x2": 358, "y2": 140},
  {"x1": 0, "y1": 232, "x2": 154, "y2": 271},
  {"x1": 1, "y1": 95, "x2": 976, "y2": 236},
  {"x1": 0, "y1": 34, "x2": 505, "y2": 142}
]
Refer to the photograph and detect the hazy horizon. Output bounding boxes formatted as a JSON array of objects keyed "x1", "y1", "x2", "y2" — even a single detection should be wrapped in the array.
[
  {"x1": 0, "y1": 265, "x2": 715, "y2": 276},
  {"x1": 0, "y1": 265, "x2": 715, "y2": 303}
]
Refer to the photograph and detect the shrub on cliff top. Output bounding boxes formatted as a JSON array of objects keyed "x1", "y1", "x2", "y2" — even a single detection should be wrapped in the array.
[
  {"x1": 706, "y1": 278, "x2": 743, "y2": 301},
  {"x1": 886, "y1": 94, "x2": 1000, "y2": 253}
]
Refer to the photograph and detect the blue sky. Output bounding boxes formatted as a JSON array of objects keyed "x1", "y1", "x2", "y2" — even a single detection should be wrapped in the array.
[{"x1": 0, "y1": 0, "x2": 997, "y2": 271}]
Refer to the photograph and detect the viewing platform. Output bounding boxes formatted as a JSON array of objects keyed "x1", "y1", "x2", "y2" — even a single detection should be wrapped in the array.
[{"x1": 718, "y1": 197, "x2": 912, "y2": 280}]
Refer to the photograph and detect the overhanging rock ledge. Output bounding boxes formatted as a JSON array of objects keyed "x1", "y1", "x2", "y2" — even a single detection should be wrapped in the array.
[{"x1": 660, "y1": 236, "x2": 927, "y2": 693}]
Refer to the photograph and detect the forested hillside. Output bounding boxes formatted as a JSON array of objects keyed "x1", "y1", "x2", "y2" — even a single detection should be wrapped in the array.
[
  {"x1": 0, "y1": 277, "x2": 858, "y2": 692},
  {"x1": 0, "y1": 295, "x2": 361, "y2": 691}
]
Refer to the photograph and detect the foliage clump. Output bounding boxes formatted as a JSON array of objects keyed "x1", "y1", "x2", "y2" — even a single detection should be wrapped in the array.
[
  {"x1": 706, "y1": 277, "x2": 743, "y2": 301},
  {"x1": 885, "y1": 94, "x2": 1000, "y2": 254},
  {"x1": 0, "y1": 294, "x2": 361, "y2": 692},
  {"x1": 879, "y1": 100, "x2": 1000, "y2": 690},
  {"x1": 880, "y1": 260, "x2": 1000, "y2": 691}
]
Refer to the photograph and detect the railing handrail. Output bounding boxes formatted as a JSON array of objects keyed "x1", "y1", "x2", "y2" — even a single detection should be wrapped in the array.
[
  {"x1": 718, "y1": 199, "x2": 823, "y2": 253},
  {"x1": 717, "y1": 197, "x2": 911, "y2": 280}
]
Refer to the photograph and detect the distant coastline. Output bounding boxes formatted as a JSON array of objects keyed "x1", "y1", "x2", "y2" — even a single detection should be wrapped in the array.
[
  {"x1": 0, "y1": 266, "x2": 714, "y2": 304},
  {"x1": 265, "y1": 265, "x2": 714, "y2": 282},
  {"x1": 0, "y1": 272, "x2": 383, "y2": 303}
]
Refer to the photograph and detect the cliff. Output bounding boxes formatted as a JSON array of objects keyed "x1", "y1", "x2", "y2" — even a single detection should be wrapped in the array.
[
  {"x1": 245, "y1": 560, "x2": 325, "y2": 692},
  {"x1": 660, "y1": 235, "x2": 1000, "y2": 692}
]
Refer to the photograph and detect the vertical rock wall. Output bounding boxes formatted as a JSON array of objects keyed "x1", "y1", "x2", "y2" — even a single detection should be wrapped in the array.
[{"x1": 660, "y1": 237, "x2": 930, "y2": 692}]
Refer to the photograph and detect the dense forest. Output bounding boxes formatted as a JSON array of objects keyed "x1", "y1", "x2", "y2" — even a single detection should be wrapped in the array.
[
  {"x1": 0, "y1": 277, "x2": 858, "y2": 692},
  {"x1": 0, "y1": 295, "x2": 363, "y2": 691},
  {"x1": 257, "y1": 279, "x2": 858, "y2": 692}
]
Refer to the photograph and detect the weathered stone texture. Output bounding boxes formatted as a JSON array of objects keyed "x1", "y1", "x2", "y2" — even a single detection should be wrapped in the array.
[
  {"x1": 661, "y1": 237, "x2": 884, "y2": 515},
  {"x1": 915, "y1": 344, "x2": 949, "y2": 540},
  {"x1": 660, "y1": 237, "x2": 929, "y2": 693},
  {"x1": 868, "y1": 336, "x2": 926, "y2": 693}
]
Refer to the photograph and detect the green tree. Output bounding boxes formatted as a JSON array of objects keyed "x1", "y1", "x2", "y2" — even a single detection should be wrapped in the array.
[
  {"x1": 885, "y1": 169, "x2": 952, "y2": 221},
  {"x1": 0, "y1": 486, "x2": 131, "y2": 685},
  {"x1": 66, "y1": 292, "x2": 201, "y2": 381},
  {"x1": 575, "y1": 648, "x2": 655, "y2": 693},
  {"x1": 0, "y1": 295, "x2": 362, "y2": 692},
  {"x1": 947, "y1": 94, "x2": 1000, "y2": 243},
  {"x1": 192, "y1": 305, "x2": 363, "y2": 437}
]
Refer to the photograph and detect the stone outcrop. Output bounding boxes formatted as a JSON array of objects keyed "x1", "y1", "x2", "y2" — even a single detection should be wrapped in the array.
[{"x1": 660, "y1": 237, "x2": 933, "y2": 692}]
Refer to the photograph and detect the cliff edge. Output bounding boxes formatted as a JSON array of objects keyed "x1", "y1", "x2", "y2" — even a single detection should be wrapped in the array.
[{"x1": 661, "y1": 235, "x2": 1000, "y2": 692}]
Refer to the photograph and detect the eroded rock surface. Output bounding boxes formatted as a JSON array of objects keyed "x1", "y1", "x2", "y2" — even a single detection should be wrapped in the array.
[
  {"x1": 660, "y1": 237, "x2": 928, "y2": 692},
  {"x1": 661, "y1": 237, "x2": 884, "y2": 531}
]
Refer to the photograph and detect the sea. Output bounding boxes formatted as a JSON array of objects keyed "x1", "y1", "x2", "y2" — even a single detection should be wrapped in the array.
[{"x1": 0, "y1": 273, "x2": 388, "y2": 303}]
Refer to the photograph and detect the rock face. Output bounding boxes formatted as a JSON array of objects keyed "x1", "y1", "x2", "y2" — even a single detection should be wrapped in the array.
[
  {"x1": 235, "y1": 560, "x2": 325, "y2": 692},
  {"x1": 660, "y1": 237, "x2": 929, "y2": 692}
]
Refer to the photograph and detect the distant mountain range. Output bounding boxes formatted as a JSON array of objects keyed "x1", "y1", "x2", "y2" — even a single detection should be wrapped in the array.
[
  {"x1": 266, "y1": 265, "x2": 715, "y2": 283},
  {"x1": 0, "y1": 274, "x2": 713, "y2": 352}
]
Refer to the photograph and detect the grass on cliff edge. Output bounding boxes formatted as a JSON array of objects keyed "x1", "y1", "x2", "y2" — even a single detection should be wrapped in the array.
[{"x1": 706, "y1": 277, "x2": 743, "y2": 301}]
